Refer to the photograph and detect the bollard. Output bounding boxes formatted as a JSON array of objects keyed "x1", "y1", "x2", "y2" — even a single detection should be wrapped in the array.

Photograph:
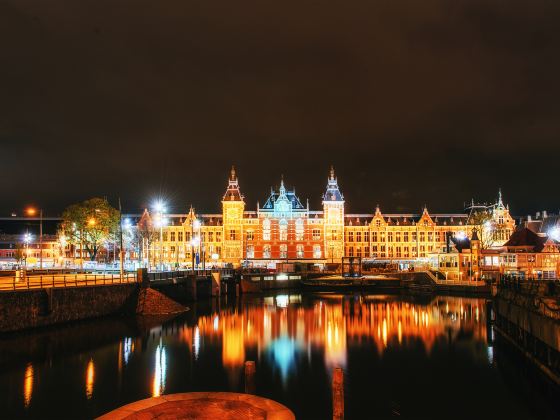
[
  {"x1": 332, "y1": 367, "x2": 344, "y2": 420},
  {"x1": 137, "y1": 268, "x2": 149, "y2": 288},
  {"x1": 245, "y1": 361, "x2": 256, "y2": 394}
]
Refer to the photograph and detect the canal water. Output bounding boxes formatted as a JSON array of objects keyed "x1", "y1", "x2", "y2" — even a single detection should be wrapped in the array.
[{"x1": 1, "y1": 292, "x2": 558, "y2": 419}]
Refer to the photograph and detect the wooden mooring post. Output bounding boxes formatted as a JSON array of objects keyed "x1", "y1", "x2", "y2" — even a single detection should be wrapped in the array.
[
  {"x1": 332, "y1": 367, "x2": 344, "y2": 420},
  {"x1": 245, "y1": 361, "x2": 256, "y2": 394}
]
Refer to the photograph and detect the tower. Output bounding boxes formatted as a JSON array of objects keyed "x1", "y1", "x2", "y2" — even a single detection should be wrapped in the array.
[
  {"x1": 470, "y1": 227, "x2": 481, "y2": 280},
  {"x1": 323, "y1": 166, "x2": 345, "y2": 262},
  {"x1": 222, "y1": 166, "x2": 245, "y2": 265},
  {"x1": 491, "y1": 188, "x2": 515, "y2": 245}
]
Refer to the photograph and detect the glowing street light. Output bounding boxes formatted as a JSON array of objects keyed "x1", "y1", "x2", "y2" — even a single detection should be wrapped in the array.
[
  {"x1": 26, "y1": 207, "x2": 44, "y2": 269},
  {"x1": 23, "y1": 233, "x2": 33, "y2": 269},
  {"x1": 152, "y1": 200, "x2": 166, "y2": 214},
  {"x1": 23, "y1": 233, "x2": 33, "y2": 244},
  {"x1": 549, "y1": 227, "x2": 560, "y2": 241},
  {"x1": 152, "y1": 200, "x2": 167, "y2": 271}
]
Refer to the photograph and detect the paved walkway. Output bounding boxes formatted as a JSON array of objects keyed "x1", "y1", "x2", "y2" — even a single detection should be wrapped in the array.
[{"x1": 97, "y1": 392, "x2": 295, "y2": 420}]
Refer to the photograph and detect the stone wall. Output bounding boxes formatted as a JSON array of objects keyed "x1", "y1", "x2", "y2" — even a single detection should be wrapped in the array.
[{"x1": 0, "y1": 284, "x2": 138, "y2": 333}]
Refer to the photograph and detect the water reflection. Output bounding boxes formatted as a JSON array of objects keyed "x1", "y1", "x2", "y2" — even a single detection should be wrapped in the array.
[
  {"x1": 85, "y1": 359, "x2": 94, "y2": 399},
  {"x1": 152, "y1": 341, "x2": 167, "y2": 397},
  {"x1": 23, "y1": 363, "x2": 33, "y2": 408},
  {"x1": 10, "y1": 293, "x2": 555, "y2": 420},
  {"x1": 194, "y1": 294, "x2": 487, "y2": 374}
]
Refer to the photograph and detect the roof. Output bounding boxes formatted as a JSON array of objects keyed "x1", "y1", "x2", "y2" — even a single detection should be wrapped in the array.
[
  {"x1": 322, "y1": 166, "x2": 344, "y2": 202},
  {"x1": 222, "y1": 166, "x2": 243, "y2": 202},
  {"x1": 344, "y1": 213, "x2": 469, "y2": 227},
  {"x1": 261, "y1": 179, "x2": 306, "y2": 211},
  {"x1": 504, "y1": 228, "x2": 548, "y2": 252}
]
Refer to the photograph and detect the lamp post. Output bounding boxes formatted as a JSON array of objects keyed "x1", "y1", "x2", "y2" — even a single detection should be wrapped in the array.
[
  {"x1": 192, "y1": 219, "x2": 200, "y2": 272},
  {"x1": 152, "y1": 201, "x2": 166, "y2": 271},
  {"x1": 26, "y1": 208, "x2": 43, "y2": 269},
  {"x1": 23, "y1": 232, "x2": 32, "y2": 270}
]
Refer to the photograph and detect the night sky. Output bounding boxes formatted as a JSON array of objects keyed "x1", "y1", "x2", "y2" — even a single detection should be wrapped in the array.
[{"x1": 1, "y1": 0, "x2": 559, "y2": 217}]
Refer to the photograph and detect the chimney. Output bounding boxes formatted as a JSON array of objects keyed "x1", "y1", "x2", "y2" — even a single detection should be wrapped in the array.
[
  {"x1": 536, "y1": 212, "x2": 541, "y2": 219},
  {"x1": 528, "y1": 215, "x2": 532, "y2": 222},
  {"x1": 543, "y1": 210, "x2": 548, "y2": 219}
]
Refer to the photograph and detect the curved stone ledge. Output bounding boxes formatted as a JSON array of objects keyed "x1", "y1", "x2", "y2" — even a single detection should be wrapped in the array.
[{"x1": 97, "y1": 392, "x2": 295, "y2": 420}]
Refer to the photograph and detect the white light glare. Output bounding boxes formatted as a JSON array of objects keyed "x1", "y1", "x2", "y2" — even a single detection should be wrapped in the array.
[
  {"x1": 152, "y1": 200, "x2": 166, "y2": 214},
  {"x1": 549, "y1": 227, "x2": 560, "y2": 241}
]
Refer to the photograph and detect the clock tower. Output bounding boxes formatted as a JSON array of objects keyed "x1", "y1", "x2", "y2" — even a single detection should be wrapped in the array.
[{"x1": 222, "y1": 166, "x2": 245, "y2": 265}]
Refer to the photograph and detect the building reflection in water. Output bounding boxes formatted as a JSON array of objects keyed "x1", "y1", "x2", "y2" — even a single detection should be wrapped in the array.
[
  {"x1": 191, "y1": 294, "x2": 487, "y2": 378},
  {"x1": 86, "y1": 359, "x2": 95, "y2": 399},
  {"x1": 123, "y1": 337, "x2": 134, "y2": 365},
  {"x1": 23, "y1": 363, "x2": 33, "y2": 408},
  {"x1": 152, "y1": 341, "x2": 167, "y2": 397}
]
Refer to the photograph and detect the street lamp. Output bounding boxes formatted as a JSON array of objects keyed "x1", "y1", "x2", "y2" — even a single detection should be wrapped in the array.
[
  {"x1": 191, "y1": 219, "x2": 200, "y2": 271},
  {"x1": 152, "y1": 200, "x2": 166, "y2": 271},
  {"x1": 26, "y1": 207, "x2": 43, "y2": 269},
  {"x1": 23, "y1": 232, "x2": 33, "y2": 269}
]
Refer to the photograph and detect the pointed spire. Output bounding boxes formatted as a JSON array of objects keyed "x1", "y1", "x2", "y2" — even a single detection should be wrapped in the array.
[
  {"x1": 279, "y1": 175, "x2": 286, "y2": 195},
  {"x1": 497, "y1": 188, "x2": 504, "y2": 207},
  {"x1": 222, "y1": 166, "x2": 243, "y2": 201},
  {"x1": 323, "y1": 166, "x2": 344, "y2": 202}
]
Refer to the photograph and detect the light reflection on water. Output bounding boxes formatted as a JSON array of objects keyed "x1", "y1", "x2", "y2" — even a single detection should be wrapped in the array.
[
  {"x1": 23, "y1": 363, "x2": 33, "y2": 408},
  {"x1": 8, "y1": 293, "x2": 555, "y2": 419},
  {"x1": 85, "y1": 359, "x2": 94, "y2": 400}
]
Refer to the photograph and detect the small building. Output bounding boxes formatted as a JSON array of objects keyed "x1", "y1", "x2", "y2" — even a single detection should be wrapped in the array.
[{"x1": 500, "y1": 228, "x2": 560, "y2": 280}]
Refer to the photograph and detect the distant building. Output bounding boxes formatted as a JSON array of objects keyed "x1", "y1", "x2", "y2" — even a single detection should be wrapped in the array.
[
  {"x1": 0, "y1": 234, "x2": 65, "y2": 268},
  {"x1": 134, "y1": 166, "x2": 516, "y2": 269}
]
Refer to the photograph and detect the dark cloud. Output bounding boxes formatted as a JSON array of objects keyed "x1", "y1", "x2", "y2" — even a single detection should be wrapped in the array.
[{"x1": 1, "y1": 0, "x2": 559, "y2": 216}]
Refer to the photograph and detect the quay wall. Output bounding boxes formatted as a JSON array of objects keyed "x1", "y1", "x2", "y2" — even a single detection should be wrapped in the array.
[
  {"x1": 0, "y1": 284, "x2": 138, "y2": 333},
  {"x1": 494, "y1": 285, "x2": 560, "y2": 386}
]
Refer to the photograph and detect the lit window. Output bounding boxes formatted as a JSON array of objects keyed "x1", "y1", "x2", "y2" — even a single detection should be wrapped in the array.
[
  {"x1": 279, "y1": 219, "x2": 288, "y2": 241},
  {"x1": 280, "y1": 244, "x2": 288, "y2": 258},
  {"x1": 247, "y1": 245, "x2": 254, "y2": 259},
  {"x1": 296, "y1": 218, "x2": 304, "y2": 241},
  {"x1": 312, "y1": 229, "x2": 321, "y2": 240},
  {"x1": 263, "y1": 219, "x2": 271, "y2": 240},
  {"x1": 313, "y1": 245, "x2": 322, "y2": 259},
  {"x1": 296, "y1": 244, "x2": 304, "y2": 258},
  {"x1": 263, "y1": 245, "x2": 271, "y2": 258}
]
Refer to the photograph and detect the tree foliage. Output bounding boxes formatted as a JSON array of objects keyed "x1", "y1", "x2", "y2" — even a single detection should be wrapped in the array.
[
  {"x1": 136, "y1": 210, "x2": 159, "y2": 266},
  {"x1": 468, "y1": 209, "x2": 495, "y2": 249},
  {"x1": 61, "y1": 198, "x2": 120, "y2": 261},
  {"x1": 14, "y1": 243, "x2": 25, "y2": 265}
]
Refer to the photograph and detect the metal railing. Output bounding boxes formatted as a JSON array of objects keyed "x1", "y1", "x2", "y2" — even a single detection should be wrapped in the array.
[{"x1": 0, "y1": 272, "x2": 137, "y2": 291}]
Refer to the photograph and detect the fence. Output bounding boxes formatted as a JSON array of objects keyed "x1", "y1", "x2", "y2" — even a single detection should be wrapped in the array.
[{"x1": 0, "y1": 272, "x2": 137, "y2": 291}]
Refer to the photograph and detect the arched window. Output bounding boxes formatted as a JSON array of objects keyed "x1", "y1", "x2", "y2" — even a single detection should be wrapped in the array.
[
  {"x1": 263, "y1": 245, "x2": 271, "y2": 258},
  {"x1": 247, "y1": 245, "x2": 254, "y2": 259},
  {"x1": 279, "y1": 219, "x2": 288, "y2": 241},
  {"x1": 280, "y1": 244, "x2": 288, "y2": 258},
  {"x1": 296, "y1": 244, "x2": 304, "y2": 258},
  {"x1": 263, "y1": 218, "x2": 271, "y2": 240},
  {"x1": 296, "y1": 218, "x2": 304, "y2": 241},
  {"x1": 313, "y1": 245, "x2": 322, "y2": 259}
]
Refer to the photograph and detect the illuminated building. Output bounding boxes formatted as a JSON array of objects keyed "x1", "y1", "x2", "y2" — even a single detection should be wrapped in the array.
[{"x1": 136, "y1": 166, "x2": 515, "y2": 268}]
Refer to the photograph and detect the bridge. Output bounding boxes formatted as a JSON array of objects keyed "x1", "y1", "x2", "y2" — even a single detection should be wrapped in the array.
[
  {"x1": 0, "y1": 268, "x2": 237, "y2": 292},
  {"x1": 0, "y1": 268, "x2": 240, "y2": 333}
]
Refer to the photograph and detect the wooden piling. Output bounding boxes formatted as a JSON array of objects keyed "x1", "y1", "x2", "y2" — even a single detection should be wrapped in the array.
[
  {"x1": 332, "y1": 367, "x2": 344, "y2": 420},
  {"x1": 245, "y1": 361, "x2": 256, "y2": 394}
]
